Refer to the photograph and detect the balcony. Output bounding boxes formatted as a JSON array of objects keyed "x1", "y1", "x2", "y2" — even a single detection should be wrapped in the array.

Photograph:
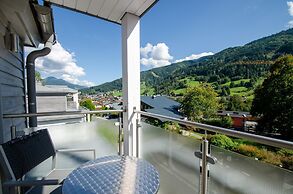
[
  {"x1": 3, "y1": 110, "x2": 293, "y2": 194},
  {"x1": 1, "y1": 1, "x2": 292, "y2": 194}
]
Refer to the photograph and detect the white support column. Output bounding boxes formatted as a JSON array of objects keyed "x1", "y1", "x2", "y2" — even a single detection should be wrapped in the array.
[{"x1": 121, "y1": 13, "x2": 140, "y2": 156}]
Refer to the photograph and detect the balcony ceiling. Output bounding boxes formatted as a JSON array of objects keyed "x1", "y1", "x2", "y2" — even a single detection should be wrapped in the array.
[{"x1": 45, "y1": 0, "x2": 158, "y2": 24}]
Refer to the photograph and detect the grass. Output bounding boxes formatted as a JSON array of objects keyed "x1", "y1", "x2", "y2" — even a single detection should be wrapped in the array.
[
  {"x1": 255, "y1": 77, "x2": 265, "y2": 87},
  {"x1": 229, "y1": 86, "x2": 256, "y2": 99},
  {"x1": 230, "y1": 86, "x2": 247, "y2": 93},
  {"x1": 174, "y1": 81, "x2": 253, "y2": 97},
  {"x1": 112, "y1": 90, "x2": 122, "y2": 97},
  {"x1": 221, "y1": 79, "x2": 251, "y2": 87},
  {"x1": 230, "y1": 87, "x2": 249, "y2": 96},
  {"x1": 141, "y1": 82, "x2": 155, "y2": 96},
  {"x1": 179, "y1": 77, "x2": 200, "y2": 87},
  {"x1": 187, "y1": 81, "x2": 200, "y2": 87},
  {"x1": 141, "y1": 77, "x2": 263, "y2": 100},
  {"x1": 172, "y1": 77, "x2": 201, "y2": 95},
  {"x1": 173, "y1": 88, "x2": 186, "y2": 95}
]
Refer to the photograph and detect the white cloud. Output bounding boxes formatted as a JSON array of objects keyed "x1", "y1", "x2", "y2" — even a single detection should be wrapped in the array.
[
  {"x1": 140, "y1": 42, "x2": 214, "y2": 69},
  {"x1": 174, "y1": 52, "x2": 214, "y2": 63},
  {"x1": 287, "y1": 2, "x2": 293, "y2": 16},
  {"x1": 288, "y1": 20, "x2": 293, "y2": 28},
  {"x1": 151, "y1": 43, "x2": 173, "y2": 61},
  {"x1": 140, "y1": 43, "x2": 173, "y2": 68},
  {"x1": 61, "y1": 74, "x2": 95, "y2": 87},
  {"x1": 140, "y1": 43, "x2": 153, "y2": 58},
  {"x1": 25, "y1": 42, "x2": 95, "y2": 87},
  {"x1": 287, "y1": 2, "x2": 293, "y2": 28},
  {"x1": 141, "y1": 57, "x2": 171, "y2": 67}
]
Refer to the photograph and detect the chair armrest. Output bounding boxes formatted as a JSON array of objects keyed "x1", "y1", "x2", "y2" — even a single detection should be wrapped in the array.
[
  {"x1": 3, "y1": 179, "x2": 60, "y2": 187},
  {"x1": 56, "y1": 148, "x2": 96, "y2": 159}
]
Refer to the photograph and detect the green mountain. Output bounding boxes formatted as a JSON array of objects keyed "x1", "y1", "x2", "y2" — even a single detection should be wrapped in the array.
[
  {"x1": 81, "y1": 28, "x2": 293, "y2": 95},
  {"x1": 43, "y1": 76, "x2": 86, "y2": 90}
]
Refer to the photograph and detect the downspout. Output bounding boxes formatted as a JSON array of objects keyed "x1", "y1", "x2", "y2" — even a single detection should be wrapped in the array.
[{"x1": 26, "y1": 34, "x2": 54, "y2": 127}]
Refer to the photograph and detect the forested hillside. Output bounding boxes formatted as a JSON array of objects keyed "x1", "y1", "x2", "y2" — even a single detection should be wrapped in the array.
[{"x1": 81, "y1": 28, "x2": 293, "y2": 96}]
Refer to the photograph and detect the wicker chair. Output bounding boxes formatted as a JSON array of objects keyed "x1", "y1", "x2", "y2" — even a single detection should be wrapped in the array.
[{"x1": 0, "y1": 129, "x2": 95, "y2": 194}]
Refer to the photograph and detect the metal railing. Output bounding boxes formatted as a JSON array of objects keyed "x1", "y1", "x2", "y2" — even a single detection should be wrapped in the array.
[
  {"x1": 135, "y1": 110, "x2": 293, "y2": 150},
  {"x1": 3, "y1": 110, "x2": 123, "y2": 118},
  {"x1": 134, "y1": 110, "x2": 293, "y2": 194},
  {"x1": 4, "y1": 109, "x2": 293, "y2": 194}
]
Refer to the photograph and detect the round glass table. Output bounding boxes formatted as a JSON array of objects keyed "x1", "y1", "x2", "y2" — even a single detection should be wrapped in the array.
[{"x1": 62, "y1": 155, "x2": 160, "y2": 194}]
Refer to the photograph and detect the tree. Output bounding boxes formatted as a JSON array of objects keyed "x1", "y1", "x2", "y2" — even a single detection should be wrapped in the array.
[
  {"x1": 220, "y1": 86, "x2": 230, "y2": 96},
  {"x1": 251, "y1": 55, "x2": 293, "y2": 140},
  {"x1": 35, "y1": 71, "x2": 42, "y2": 82},
  {"x1": 80, "y1": 99, "x2": 96, "y2": 111},
  {"x1": 226, "y1": 95, "x2": 251, "y2": 112},
  {"x1": 230, "y1": 81, "x2": 235, "y2": 88},
  {"x1": 180, "y1": 84, "x2": 220, "y2": 121}
]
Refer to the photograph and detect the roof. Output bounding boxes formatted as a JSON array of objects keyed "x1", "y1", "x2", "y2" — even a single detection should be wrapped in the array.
[
  {"x1": 141, "y1": 96, "x2": 184, "y2": 119},
  {"x1": 45, "y1": 0, "x2": 158, "y2": 24},
  {"x1": 217, "y1": 110, "x2": 252, "y2": 118},
  {"x1": 111, "y1": 102, "x2": 123, "y2": 110},
  {"x1": 0, "y1": 0, "x2": 45, "y2": 47},
  {"x1": 36, "y1": 83, "x2": 78, "y2": 94}
]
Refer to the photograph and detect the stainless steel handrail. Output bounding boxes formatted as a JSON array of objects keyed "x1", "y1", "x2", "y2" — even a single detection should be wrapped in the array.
[
  {"x1": 2, "y1": 110, "x2": 124, "y2": 118},
  {"x1": 135, "y1": 110, "x2": 293, "y2": 150}
]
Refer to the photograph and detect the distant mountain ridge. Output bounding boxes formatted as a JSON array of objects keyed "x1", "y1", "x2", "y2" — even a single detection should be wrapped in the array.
[
  {"x1": 80, "y1": 28, "x2": 293, "y2": 94},
  {"x1": 43, "y1": 77, "x2": 86, "y2": 90}
]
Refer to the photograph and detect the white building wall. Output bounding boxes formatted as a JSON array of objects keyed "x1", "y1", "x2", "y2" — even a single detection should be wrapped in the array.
[
  {"x1": 37, "y1": 96, "x2": 67, "y2": 112},
  {"x1": 72, "y1": 93, "x2": 79, "y2": 109}
]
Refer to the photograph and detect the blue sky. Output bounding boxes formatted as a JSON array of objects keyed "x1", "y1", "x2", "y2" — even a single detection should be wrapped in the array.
[{"x1": 32, "y1": 0, "x2": 293, "y2": 86}]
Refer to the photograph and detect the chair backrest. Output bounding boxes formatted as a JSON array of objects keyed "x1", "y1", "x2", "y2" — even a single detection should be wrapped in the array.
[{"x1": 0, "y1": 129, "x2": 56, "y2": 180}]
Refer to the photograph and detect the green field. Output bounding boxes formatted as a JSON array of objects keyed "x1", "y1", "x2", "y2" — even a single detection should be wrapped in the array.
[
  {"x1": 173, "y1": 88, "x2": 187, "y2": 95},
  {"x1": 230, "y1": 86, "x2": 247, "y2": 93},
  {"x1": 113, "y1": 77, "x2": 264, "y2": 100},
  {"x1": 112, "y1": 90, "x2": 122, "y2": 97},
  {"x1": 179, "y1": 77, "x2": 200, "y2": 87},
  {"x1": 170, "y1": 77, "x2": 265, "y2": 100},
  {"x1": 221, "y1": 79, "x2": 250, "y2": 87},
  {"x1": 141, "y1": 82, "x2": 155, "y2": 96},
  {"x1": 172, "y1": 77, "x2": 200, "y2": 94}
]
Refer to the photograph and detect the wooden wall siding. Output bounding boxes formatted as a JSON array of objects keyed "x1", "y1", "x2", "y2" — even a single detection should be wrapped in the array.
[{"x1": 0, "y1": 44, "x2": 26, "y2": 143}]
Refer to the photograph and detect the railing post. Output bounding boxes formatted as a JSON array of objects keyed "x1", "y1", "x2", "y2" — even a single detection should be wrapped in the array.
[
  {"x1": 200, "y1": 139, "x2": 208, "y2": 194},
  {"x1": 10, "y1": 125, "x2": 16, "y2": 140},
  {"x1": 118, "y1": 113, "x2": 122, "y2": 155},
  {"x1": 136, "y1": 117, "x2": 141, "y2": 158},
  {"x1": 86, "y1": 113, "x2": 91, "y2": 122}
]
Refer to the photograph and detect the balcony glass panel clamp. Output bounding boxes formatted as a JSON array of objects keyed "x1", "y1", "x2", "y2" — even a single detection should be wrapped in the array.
[
  {"x1": 195, "y1": 140, "x2": 217, "y2": 165},
  {"x1": 194, "y1": 151, "x2": 217, "y2": 165}
]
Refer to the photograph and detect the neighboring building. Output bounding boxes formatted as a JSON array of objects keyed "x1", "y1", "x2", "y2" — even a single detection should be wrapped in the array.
[
  {"x1": 109, "y1": 95, "x2": 185, "y2": 120},
  {"x1": 36, "y1": 83, "x2": 83, "y2": 125},
  {"x1": 217, "y1": 110, "x2": 257, "y2": 130},
  {"x1": 111, "y1": 102, "x2": 123, "y2": 110},
  {"x1": 141, "y1": 95, "x2": 185, "y2": 119}
]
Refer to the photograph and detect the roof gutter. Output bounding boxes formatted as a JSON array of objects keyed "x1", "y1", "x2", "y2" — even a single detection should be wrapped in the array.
[{"x1": 31, "y1": 2, "x2": 55, "y2": 44}]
